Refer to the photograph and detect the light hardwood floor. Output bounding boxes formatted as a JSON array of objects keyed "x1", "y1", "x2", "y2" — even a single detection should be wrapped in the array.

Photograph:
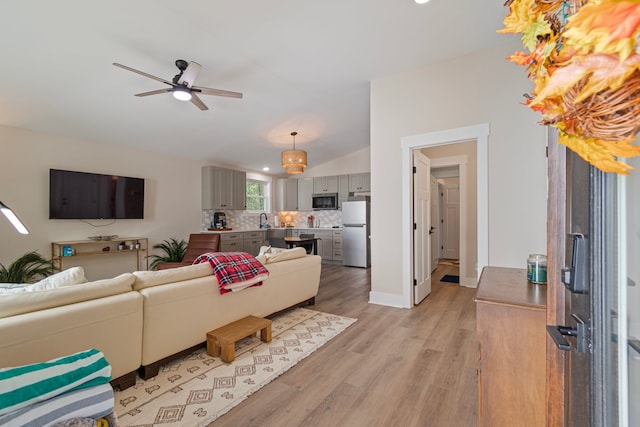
[{"x1": 210, "y1": 262, "x2": 478, "y2": 427}]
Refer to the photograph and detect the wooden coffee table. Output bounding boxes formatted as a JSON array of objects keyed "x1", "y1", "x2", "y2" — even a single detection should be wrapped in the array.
[{"x1": 206, "y1": 315, "x2": 272, "y2": 363}]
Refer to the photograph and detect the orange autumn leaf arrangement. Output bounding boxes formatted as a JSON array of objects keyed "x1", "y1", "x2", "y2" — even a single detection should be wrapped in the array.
[{"x1": 500, "y1": 0, "x2": 640, "y2": 174}]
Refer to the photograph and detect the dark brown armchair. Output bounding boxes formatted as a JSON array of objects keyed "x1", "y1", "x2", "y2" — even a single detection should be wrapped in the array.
[{"x1": 156, "y1": 233, "x2": 221, "y2": 270}]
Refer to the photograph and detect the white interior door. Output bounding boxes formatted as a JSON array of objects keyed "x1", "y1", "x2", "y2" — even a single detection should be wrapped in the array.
[
  {"x1": 413, "y1": 150, "x2": 431, "y2": 304},
  {"x1": 430, "y1": 175, "x2": 439, "y2": 272},
  {"x1": 441, "y1": 180, "x2": 460, "y2": 260}
]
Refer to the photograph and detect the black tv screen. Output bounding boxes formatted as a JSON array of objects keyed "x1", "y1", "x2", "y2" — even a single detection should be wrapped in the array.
[{"x1": 49, "y1": 169, "x2": 144, "y2": 219}]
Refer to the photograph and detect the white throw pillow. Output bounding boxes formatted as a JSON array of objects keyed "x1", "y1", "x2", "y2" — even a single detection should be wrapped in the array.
[
  {"x1": 27, "y1": 267, "x2": 88, "y2": 291},
  {"x1": 258, "y1": 245, "x2": 272, "y2": 256},
  {"x1": 261, "y1": 247, "x2": 307, "y2": 264}
]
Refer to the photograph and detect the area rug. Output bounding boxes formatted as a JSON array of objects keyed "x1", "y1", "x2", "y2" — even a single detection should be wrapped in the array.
[
  {"x1": 114, "y1": 308, "x2": 356, "y2": 426},
  {"x1": 440, "y1": 274, "x2": 460, "y2": 283}
]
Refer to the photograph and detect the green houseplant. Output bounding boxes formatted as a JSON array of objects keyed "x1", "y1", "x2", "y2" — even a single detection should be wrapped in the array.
[
  {"x1": 0, "y1": 251, "x2": 55, "y2": 283},
  {"x1": 149, "y1": 238, "x2": 187, "y2": 270}
]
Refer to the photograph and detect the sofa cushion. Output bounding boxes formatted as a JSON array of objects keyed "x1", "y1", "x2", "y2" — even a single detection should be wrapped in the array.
[
  {"x1": 132, "y1": 263, "x2": 213, "y2": 291},
  {"x1": 256, "y1": 247, "x2": 307, "y2": 264},
  {"x1": 0, "y1": 273, "x2": 135, "y2": 319}
]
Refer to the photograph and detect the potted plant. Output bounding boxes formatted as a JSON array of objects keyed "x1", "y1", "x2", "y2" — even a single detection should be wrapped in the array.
[
  {"x1": 149, "y1": 238, "x2": 187, "y2": 270},
  {"x1": 0, "y1": 251, "x2": 54, "y2": 283}
]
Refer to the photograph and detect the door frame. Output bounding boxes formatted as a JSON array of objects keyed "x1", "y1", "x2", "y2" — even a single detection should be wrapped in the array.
[{"x1": 400, "y1": 123, "x2": 489, "y2": 307}]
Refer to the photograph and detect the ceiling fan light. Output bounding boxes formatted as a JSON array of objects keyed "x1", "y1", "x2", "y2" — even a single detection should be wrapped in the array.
[{"x1": 172, "y1": 87, "x2": 192, "y2": 101}]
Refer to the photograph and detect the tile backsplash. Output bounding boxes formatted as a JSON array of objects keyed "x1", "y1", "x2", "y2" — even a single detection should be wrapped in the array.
[{"x1": 202, "y1": 209, "x2": 343, "y2": 230}]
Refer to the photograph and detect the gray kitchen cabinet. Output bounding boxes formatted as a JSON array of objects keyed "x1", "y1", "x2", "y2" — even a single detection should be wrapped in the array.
[
  {"x1": 348, "y1": 173, "x2": 370, "y2": 192},
  {"x1": 275, "y1": 178, "x2": 298, "y2": 211},
  {"x1": 233, "y1": 170, "x2": 247, "y2": 210},
  {"x1": 338, "y1": 175, "x2": 349, "y2": 208},
  {"x1": 243, "y1": 231, "x2": 266, "y2": 256},
  {"x1": 332, "y1": 230, "x2": 342, "y2": 261},
  {"x1": 219, "y1": 232, "x2": 244, "y2": 252},
  {"x1": 202, "y1": 166, "x2": 245, "y2": 210},
  {"x1": 314, "y1": 229, "x2": 334, "y2": 261},
  {"x1": 297, "y1": 178, "x2": 313, "y2": 211},
  {"x1": 313, "y1": 176, "x2": 338, "y2": 194}
]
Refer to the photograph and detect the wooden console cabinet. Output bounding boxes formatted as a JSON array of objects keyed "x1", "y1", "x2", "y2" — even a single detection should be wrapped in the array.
[{"x1": 475, "y1": 266, "x2": 547, "y2": 427}]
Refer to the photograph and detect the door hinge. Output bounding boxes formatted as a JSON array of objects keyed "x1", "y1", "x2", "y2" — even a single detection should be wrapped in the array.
[
  {"x1": 413, "y1": 166, "x2": 417, "y2": 173},
  {"x1": 413, "y1": 279, "x2": 417, "y2": 287},
  {"x1": 413, "y1": 223, "x2": 417, "y2": 230}
]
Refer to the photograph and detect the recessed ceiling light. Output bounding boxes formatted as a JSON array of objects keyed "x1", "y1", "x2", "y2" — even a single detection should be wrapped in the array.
[
  {"x1": 415, "y1": 0, "x2": 430, "y2": 3},
  {"x1": 262, "y1": 167, "x2": 270, "y2": 171}
]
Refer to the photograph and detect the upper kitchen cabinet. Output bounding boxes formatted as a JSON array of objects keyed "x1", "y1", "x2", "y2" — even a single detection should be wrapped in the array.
[
  {"x1": 348, "y1": 173, "x2": 370, "y2": 192},
  {"x1": 202, "y1": 166, "x2": 246, "y2": 210},
  {"x1": 233, "y1": 170, "x2": 247, "y2": 210},
  {"x1": 298, "y1": 178, "x2": 313, "y2": 211},
  {"x1": 313, "y1": 176, "x2": 338, "y2": 193},
  {"x1": 275, "y1": 178, "x2": 299, "y2": 211},
  {"x1": 338, "y1": 175, "x2": 349, "y2": 208}
]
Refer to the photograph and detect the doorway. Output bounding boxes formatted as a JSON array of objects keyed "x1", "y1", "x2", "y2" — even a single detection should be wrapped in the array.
[{"x1": 400, "y1": 123, "x2": 489, "y2": 308}]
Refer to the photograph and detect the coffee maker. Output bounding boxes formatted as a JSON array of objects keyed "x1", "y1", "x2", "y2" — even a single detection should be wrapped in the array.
[{"x1": 213, "y1": 212, "x2": 227, "y2": 229}]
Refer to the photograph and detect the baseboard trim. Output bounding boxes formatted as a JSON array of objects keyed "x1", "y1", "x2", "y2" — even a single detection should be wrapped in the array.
[
  {"x1": 460, "y1": 276, "x2": 478, "y2": 288},
  {"x1": 368, "y1": 291, "x2": 407, "y2": 308}
]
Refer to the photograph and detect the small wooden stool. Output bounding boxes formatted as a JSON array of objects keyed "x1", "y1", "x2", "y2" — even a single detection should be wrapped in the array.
[{"x1": 206, "y1": 315, "x2": 272, "y2": 363}]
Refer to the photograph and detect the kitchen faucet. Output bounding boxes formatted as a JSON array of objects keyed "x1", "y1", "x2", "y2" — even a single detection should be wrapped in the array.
[{"x1": 259, "y1": 213, "x2": 268, "y2": 228}]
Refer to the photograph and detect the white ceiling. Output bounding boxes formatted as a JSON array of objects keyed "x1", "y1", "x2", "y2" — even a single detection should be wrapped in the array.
[{"x1": 0, "y1": 1, "x2": 509, "y2": 175}]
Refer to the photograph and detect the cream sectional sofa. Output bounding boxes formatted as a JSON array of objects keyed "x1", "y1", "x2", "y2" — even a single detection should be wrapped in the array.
[
  {"x1": 133, "y1": 250, "x2": 321, "y2": 378},
  {"x1": 0, "y1": 273, "x2": 143, "y2": 390},
  {"x1": 0, "y1": 250, "x2": 321, "y2": 389}
]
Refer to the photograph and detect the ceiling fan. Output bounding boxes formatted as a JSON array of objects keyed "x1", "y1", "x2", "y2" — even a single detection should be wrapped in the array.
[{"x1": 113, "y1": 59, "x2": 243, "y2": 111}]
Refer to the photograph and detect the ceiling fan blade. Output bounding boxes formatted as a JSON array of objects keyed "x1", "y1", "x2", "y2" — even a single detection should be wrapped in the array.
[
  {"x1": 134, "y1": 88, "x2": 172, "y2": 97},
  {"x1": 113, "y1": 63, "x2": 174, "y2": 86},
  {"x1": 178, "y1": 61, "x2": 202, "y2": 88},
  {"x1": 193, "y1": 86, "x2": 243, "y2": 99},
  {"x1": 190, "y1": 93, "x2": 209, "y2": 111}
]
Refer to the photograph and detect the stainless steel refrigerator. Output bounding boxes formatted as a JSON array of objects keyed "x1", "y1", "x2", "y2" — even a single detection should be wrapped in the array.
[{"x1": 341, "y1": 199, "x2": 370, "y2": 267}]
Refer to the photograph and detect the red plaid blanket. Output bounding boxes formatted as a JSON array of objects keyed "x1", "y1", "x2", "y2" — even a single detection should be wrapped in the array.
[{"x1": 193, "y1": 252, "x2": 269, "y2": 294}]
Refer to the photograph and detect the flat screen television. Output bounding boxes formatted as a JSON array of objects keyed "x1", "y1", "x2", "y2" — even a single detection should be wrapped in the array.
[{"x1": 49, "y1": 169, "x2": 145, "y2": 219}]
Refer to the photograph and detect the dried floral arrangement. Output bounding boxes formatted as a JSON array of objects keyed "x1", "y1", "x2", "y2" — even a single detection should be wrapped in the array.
[{"x1": 500, "y1": 0, "x2": 640, "y2": 174}]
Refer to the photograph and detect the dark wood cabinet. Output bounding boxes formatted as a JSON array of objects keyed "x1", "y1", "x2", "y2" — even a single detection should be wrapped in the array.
[{"x1": 475, "y1": 266, "x2": 547, "y2": 427}]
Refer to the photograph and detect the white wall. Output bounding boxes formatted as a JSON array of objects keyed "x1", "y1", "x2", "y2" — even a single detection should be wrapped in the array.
[
  {"x1": 301, "y1": 146, "x2": 370, "y2": 177},
  {"x1": 0, "y1": 125, "x2": 206, "y2": 280},
  {"x1": 370, "y1": 41, "x2": 547, "y2": 304}
]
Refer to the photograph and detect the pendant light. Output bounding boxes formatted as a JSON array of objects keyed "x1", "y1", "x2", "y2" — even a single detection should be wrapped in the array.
[{"x1": 281, "y1": 131, "x2": 308, "y2": 174}]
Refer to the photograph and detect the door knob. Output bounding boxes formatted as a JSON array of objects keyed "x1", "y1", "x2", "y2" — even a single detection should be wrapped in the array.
[{"x1": 428, "y1": 226, "x2": 435, "y2": 235}]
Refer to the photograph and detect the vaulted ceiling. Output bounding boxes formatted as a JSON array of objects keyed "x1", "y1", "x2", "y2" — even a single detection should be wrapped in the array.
[{"x1": 0, "y1": 1, "x2": 510, "y2": 175}]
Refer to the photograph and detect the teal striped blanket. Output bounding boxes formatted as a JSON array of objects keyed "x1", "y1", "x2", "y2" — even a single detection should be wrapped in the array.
[{"x1": 0, "y1": 348, "x2": 111, "y2": 416}]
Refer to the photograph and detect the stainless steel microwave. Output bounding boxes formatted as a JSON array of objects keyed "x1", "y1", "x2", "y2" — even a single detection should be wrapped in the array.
[{"x1": 312, "y1": 193, "x2": 338, "y2": 210}]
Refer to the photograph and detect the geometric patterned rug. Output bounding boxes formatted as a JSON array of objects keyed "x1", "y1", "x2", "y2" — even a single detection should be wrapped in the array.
[{"x1": 114, "y1": 308, "x2": 357, "y2": 427}]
